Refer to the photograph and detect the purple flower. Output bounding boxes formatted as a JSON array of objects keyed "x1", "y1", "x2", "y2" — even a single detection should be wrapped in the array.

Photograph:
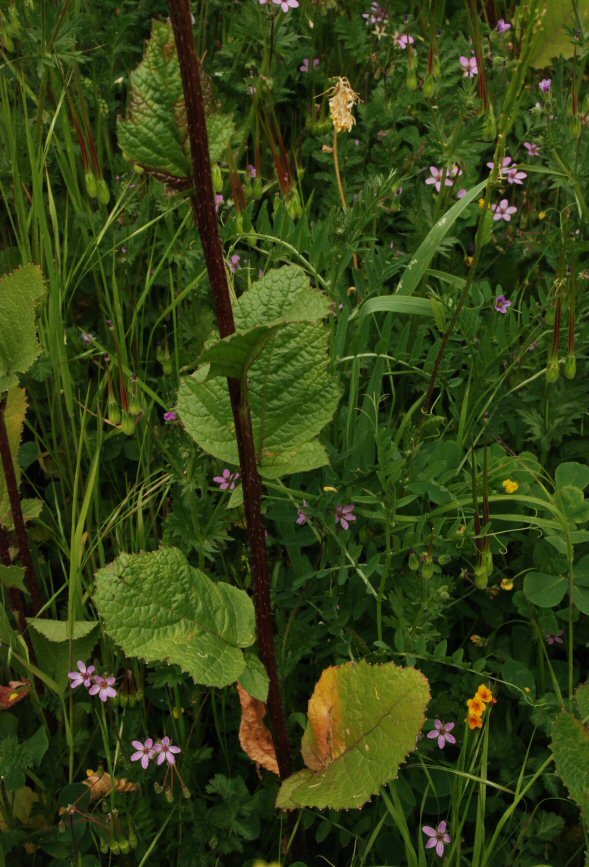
[
  {"x1": 68, "y1": 660, "x2": 96, "y2": 689},
  {"x1": 546, "y1": 630, "x2": 564, "y2": 645},
  {"x1": 163, "y1": 411, "x2": 177, "y2": 423},
  {"x1": 229, "y1": 254, "x2": 241, "y2": 274},
  {"x1": 213, "y1": 469, "x2": 240, "y2": 491},
  {"x1": 425, "y1": 165, "x2": 461, "y2": 194},
  {"x1": 215, "y1": 194, "x2": 224, "y2": 212},
  {"x1": 494, "y1": 294, "x2": 512, "y2": 314},
  {"x1": 456, "y1": 188, "x2": 468, "y2": 199},
  {"x1": 299, "y1": 57, "x2": 320, "y2": 73},
  {"x1": 505, "y1": 166, "x2": 527, "y2": 185},
  {"x1": 272, "y1": 0, "x2": 299, "y2": 10},
  {"x1": 491, "y1": 199, "x2": 517, "y2": 222},
  {"x1": 296, "y1": 500, "x2": 308, "y2": 526},
  {"x1": 486, "y1": 156, "x2": 513, "y2": 177},
  {"x1": 496, "y1": 18, "x2": 512, "y2": 33},
  {"x1": 539, "y1": 78, "x2": 552, "y2": 93},
  {"x1": 335, "y1": 504, "x2": 356, "y2": 530},
  {"x1": 81, "y1": 332, "x2": 94, "y2": 345},
  {"x1": 396, "y1": 33, "x2": 414, "y2": 49},
  {"x1": 427, "y1": 720, "x2": 456, "y2": 750},
  {"x1": 460, "y1": 55, "x2": 478, "y2": 77},
  {"x1": 423, "y1": 822, "x2": 451, "y2": 858},
  {"x1": 88, "y1": 675, "x2": 117, "y2": 702},
  {"x1": 248, "y1": 164, "x2": 257, "y2": 178},
  {"x1": 362, "y1": 3, "x2": 388, "y2": 26},
  {"x1": 523, "y1": 141, "x2": 540, "y2": 157},
  {"x1": 131, "y1": 738, "x2": 155, "y2": 770},
  {"x1": 154, "y1": 736, "x2": 182, "y2": 766}
]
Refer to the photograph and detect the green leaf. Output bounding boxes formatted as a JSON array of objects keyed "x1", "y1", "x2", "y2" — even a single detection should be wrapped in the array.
[
  {"x1": 27, "y1": 619, "x2": 100, "y2": 693},
  {"x1": 555, "y1": 462, "x2": 589, "y2": 491},
  {"x1": 576, "y1": 684, "x2": 589, "y2": 723},
  {"x1": 529, "y1": 0, "x2": 589, "y2": 68},
  {"x1": 0, "y1": 727, "x2": 48, "y2": 791},
  {"x1": 352, "y1": 296, "x2": 434, "y2": 321},
  {"x1": 0, "y1": 564, "x2": 26, "y2": 592},
  {"x1": 117, "y1": 20, "x2": 233, "y2": 182},
  {"x1": 94, "y1": 547, "x2": 255, "y2": 688},
  {"x1": 573, "y1": 557, "x2": 589, "y2": 615},
  {"x1": 0, "y1": 265, "x2": 45, "y2": 392},
  {"x1": 276, "y1": 660, "x2": 429, "y2": 810},
  {"x1": 0, "y1": 386, "x2": 26, "y2": 529},
  {"x1": 239, "y1": 652, "x2": 269, "y2": 703},
  {"x1": 555, "y1": 486, "x2": 589, "y2": 524},
  {"x1": 551, "y1": 711, "x2": 589, "y2": 829},
  {"x1": 523, "y1": 571, "x2": 568, "y2": 608},
  {"x1": 177, "y1": 267, "x2": 339, "y2": 478},
  {"x1": 396, "y1": 180, "x2": 487, "y2": 296}
]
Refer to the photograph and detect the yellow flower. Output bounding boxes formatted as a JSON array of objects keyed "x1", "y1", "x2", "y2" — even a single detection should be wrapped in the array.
[
  {"x1": 502, "y1": 479, "x2": 519, "y2": 494},
  {"x1": 468, "y1": 714, "x2": 483, "y2": 730},
  {"x1": 323, "y1": 485, "x2": 338, "y2": 493},
  {"x1": 467, "y1": 697, "x2": 486, "y2": 716},
  {"x1": 538, "y1": 210, "x2": 547, "y2": 220},
  {"x1": 476, "y1": 685, "x2": 494, "y2": 704},
  {"x1": 501, "y1": 578, "x2": 514, "y2": 591}
]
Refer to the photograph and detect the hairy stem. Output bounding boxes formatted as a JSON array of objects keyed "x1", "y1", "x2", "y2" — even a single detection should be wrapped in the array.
[
  {"x1": 167, "y1": 0, "x2": 292, "y2": 781},
  {"x1": 0, "y1": 395, "x2": 42, "y2": 614}
]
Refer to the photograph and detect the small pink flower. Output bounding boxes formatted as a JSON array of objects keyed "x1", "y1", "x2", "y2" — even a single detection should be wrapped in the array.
[
  {"x1": 154, "y1": 736, "x2": 182, "y2": 766},
  {"x1": 163, "y1": 411, "x2": 177, "y2": 423},
  {"x1": 299, "y1": 57, "x2": 320, "y2": 73},
  {"x1": 427, "y1": 720, "x2": 456, "y2": 750},
  {"x1": 272, "y1": 0, "x2": 299, "y2": 10},
  {"x1": 496, "y1": 18, "x2": 512, "y2": 33},
  {"x1": 335, "y1": 504, "x2": 356, "y2": 530},
  {"x1": 215, "y1": 194, "x2": 224, "y2": 212},
  {"x1": 88, "y1": 675, "x2": 117, "y2": 702},
  {"x1": 456, "y1": 188, "x2": 468, "y2": 199},
  {"x1": 296, "y1": 500, "x2": 309, "y2": 526},
  {"x1": 491, "y1": 198, "x2": 517, "y2": 222},
  {"x1": 505, "y1": 166, "x2": 527, "y2": 185},
  {"x1": 131, "y1": 738, "x2": 155, "y2": 770},
  {"x1": 539, "y1": 78, "x2": 552, "y2": 93},
  {"x1": 460, "y1": 55, "x2": 478, "y2": 77},
  {"x1": 486, "y1": 156, "x2": 513, "y2": 176},
  {"x1": 523, "y1": 141, "x2": 540, "y2": 157},
  {"x1": 425, "y1": 165, "x2": 461, "y2": 194},
  {"x1": 396, "y1": 33, "x2": 414, "y2": 49},
  {"x1": 248, "y1": 164, "x2": 257, "y2": 178},
  {"x1": 229, "y1": 254, "x2": 241, "y2": 274},
  {"x1": 546, "y1": 630, "x2": 564, "y2": 645},
  {"x1": 213, "y1": 469, "x2": 241, "y2": 491},
  {"x1": 494, "y1": 294, "x2": 512, "y2": 313},
  {"x1": 68, "y1": 661, "x2": 96, "y2": 690},
  {"x1": 423, "y1": 821, "x2": 451, "y2": 858}
]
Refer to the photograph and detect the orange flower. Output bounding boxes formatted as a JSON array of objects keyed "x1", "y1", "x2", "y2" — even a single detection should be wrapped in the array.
[
  {"x1": 468, "y1": 714, "x2": 483, "y2": 730},
  {"x1": 467, "y1": 697, "x2": 485, "y2": 716},
  {"x1": 476, "y1": 685, "x2": 493, "y2": 704}
]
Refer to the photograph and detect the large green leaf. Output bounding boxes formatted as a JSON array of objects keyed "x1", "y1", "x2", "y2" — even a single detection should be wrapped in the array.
[
  {"x1": 0, "y1": 265, "x2": 45, "y2": 392},
  {"x1": 0, "y1": 386, "x2": 26, "y2": 528},
  {"x1": 27, "y1": 619, "x2": 100, "y2": 693},
  {"x1": 117, "y1": 20, "x2": 232, "y2": 182},
  {"x1": 529, "y1": 0, "x2": 589, "y2": 68},
  {"x1": 551, "y1": 711, "x2": 589, "y2": 829},
  {"x1": 555, "y1": 462, "x2": 589, "y2": 491},
  {"x1": 94, "y1": 547, "x2": 255, "y2": 688},
  {"x1": 523, "y1": 571, "x2": 567, "y2": 608},
  {"x1": 276, "y1": 661, "x2": 429, "y2": 810},
  {"x1": 177, "y1": 266, "x2": 339, "y2": 478}
]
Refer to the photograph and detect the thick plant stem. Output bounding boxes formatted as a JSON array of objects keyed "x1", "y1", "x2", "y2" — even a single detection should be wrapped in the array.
[
  {"x1": 167, "y1": 0, "x2": 292, "y2": 781},
  {"x1": 0, "y1": 524, "x2": 27, "y2": 633},
  {"x1": 0, "y1": 396, "x2": 43, "y2": 614}
]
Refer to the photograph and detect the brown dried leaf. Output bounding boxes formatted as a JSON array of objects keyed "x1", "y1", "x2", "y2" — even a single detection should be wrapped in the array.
[
  {"x1": 0, "y1": 679, "x2": 30, "y2": 710},
  {"x1": 83, "y1": 772, "x2": 138, "y2": 800},
  {"x1": 237, "y1": 683, "x2": 279, "y2": 776}
]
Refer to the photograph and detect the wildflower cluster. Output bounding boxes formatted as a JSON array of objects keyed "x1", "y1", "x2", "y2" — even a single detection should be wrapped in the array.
[
  {"x1": 68, "y1": 661, "x2": 117, "y2": 702},
  {"x1": 466, "y1": 684, "x2": 495, "y2": 730},
  {"x1": 131, "y1": 736, "x2": 181, "y2": 769}
]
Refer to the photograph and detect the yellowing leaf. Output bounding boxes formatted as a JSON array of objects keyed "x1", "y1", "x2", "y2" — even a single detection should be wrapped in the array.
[
  {"x1": 237, "y1": 684, "x2": 279, "y2": 776},
  {"x1": 276, "y1": 660, "x2": 429, "y2": 810}
]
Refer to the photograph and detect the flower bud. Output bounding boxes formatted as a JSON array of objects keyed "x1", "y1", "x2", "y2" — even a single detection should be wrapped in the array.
[
  {"x1": 182, "y1": 785, "x2": 191, "y2": 799},
  {"x1": 120, "y1": 412, "x2": 136, "y2": 436},
  {"x1": 564, "y1": 353, "x2": 576, "y2": 379},
  {"x1": 129, "y1": 829, "x2": 138, "y2": 849},
  {"x1": 97, "y1": 179, "x2": 110, "y2": 205},
  {"x1": 58, "y1": 820, "x2": 66, "y2": 834},
  {"x1": 423, "y1": 75, "x2": 435, "y2": 98},
  {"x1": 408, "y1": 551, "x2": 420, "y2": 571},
  {"x1": 406, "y1": 68, "x2": 418, "y2": 91},
  {"x1": 432, "y1": 57, "x2": 441, "y2": 78},
  {"x1": 100, "y1": 841, "x2": 109, "y2": 854},
  {"x1": 438, "y1": 553, "x2": 451, "y2": 566},
  {"x1": 546, "y1": 356, "x2": 560, "y2": 383},
  {"x1": 119, "y1": 839, "x2": 131, "y2": 855},
  {"x1": 128, "y1": 397, "x2": 142, "y2": 417},
  {"x1": 108, "y1": 398, "x2": 121, "y2": 427},
  {"x1": 132, "y1": 163, "x2": 144, "y2": 174},
  {"x1": 421, "y1": 554, "x2": 434, "y2": 579},
  {"x1": 212, "y1": 164, "x2": 223, "y2": 193},
  {"x1": 286, "y1": 189, "x2": 303, "y2": 220},
  {"x1": 85, "y1": 171, "x2": 98, "y2": 199},
  {"x1": 110, "y1": 841, "x2": 120, "y2": 855},
  {"x1": 165, "y1": 786, "x2": 174, "y2": 803}
]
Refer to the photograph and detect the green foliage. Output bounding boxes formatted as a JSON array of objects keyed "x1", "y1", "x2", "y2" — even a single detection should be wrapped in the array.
[
  {"x1": 94, "y1": 547, "x2": 256, "y2": 687},
  {"x1": 27, "y1": 619, "x2": 99, "y2": 693},
  {"x1": 0, "y1": 715, "x2": 48, "y2": 791},
  {"x1": 551, "y1": 711, "x2": 589, "y2": 829},
  {"x1": 0, "y1": 386, "x2": 26, "y2": 528},
  {"x1": 0, "y1": 265, "x2": 45, "y2": 392},
  {"x1": 177, "y1": 266, "x2": 340, "y2": 478}
]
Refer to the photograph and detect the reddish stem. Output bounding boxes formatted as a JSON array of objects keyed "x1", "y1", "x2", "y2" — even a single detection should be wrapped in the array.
[
  {"x1": 0, "y1": 524, "x2": 27, "y2": 633},
  {"x1": 167, "y1": 0, "x2": 292, "y2": 781}
]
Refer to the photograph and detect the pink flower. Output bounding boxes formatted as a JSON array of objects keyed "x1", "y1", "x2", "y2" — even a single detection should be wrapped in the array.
[
  {"x1": 491, "y1": 199, "x2": 517, "y2": 221},
  {"x1": 486, "y1": 156, "x2": 513, "y2": 175},
  {"x1": 154, "y1": 736, "x2": 182, "y2": 766},
  {"x1": 68, "y1": 661, "x2": 96, "y2": 690},
  {"x1": 362, "y1": 3, "x2": 388, "y2": 26},
  {"x1": 523, "y1": 141, "x2": 540, "y2": 156},
  {"x1": 423, "y1": 822, "x2": 451, "y2": 858},
  {"x1": 539, "y1": 78, "x2": 552, "y2": 93},
  {"x1": 396, "y1": 33, "x2": 414, "y2": 49},
  {"x1": 546, "y1": 630, "x2": 564, "y2": 645},
  {"x1": 296, "y1": 500, "x2": 308, "y2": 526},
  {"x1": 163, "y1": 411, "x2": 177, "y2": 422},
  {"x1": 229, "y1": 254, "x2": 241, "y2": 274},
  {"x1": 213, "y1": 469, "x2": 240, "y2": 491},
  {"x1": 272, "y1": 0, "x2": 299, "y2": 10},
  {"x1": 215, "y1": 194, "x2": 224, "y2": 212},
  {"x1": 427, "y1": 720, "x2": 456, "y2": 750},
  {"x1": 496, "y1": 18, "x2": 512, "y2": 33},
  {"x1": 460, "y1": 55, "x2": 478, "y2": 77},
  {"x1": 494, "y1": 294, "x2": 512, "y2": 313},
  {"x1": 335, "y1": 504, "x2": 356, "y2": 530},
  {"x1": 131, "y1": 738, "x2": 155, "y2": 770},
  {"x1": 425, "y1": 165, "x2": 461, "y2": 193},
  {"x1": 248, "y1": 164, "x2": 257, "y2": 178},
  {"x1": 88, "y1": 675, "x2": 117, "y2": 702},
  {"x1": 456, "y1": 188, "x2": 468, "y2": 199},
  {"x1": 506, "y1": 166, "x2": 527, "y2": 185},
  {"x1": 299, "y1": 57, "x2": 320, "y2": 73}
]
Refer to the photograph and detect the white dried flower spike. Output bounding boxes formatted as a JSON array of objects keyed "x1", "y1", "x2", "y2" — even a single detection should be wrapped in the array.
[{"x1": 328, "y1": 77, "x2": 361, "y2": 134}]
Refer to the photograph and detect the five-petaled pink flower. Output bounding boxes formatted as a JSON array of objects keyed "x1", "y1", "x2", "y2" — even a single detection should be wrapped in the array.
[
  {"x1": 491, "y1": 199, "x2": 517, "y2": 222},
  {"x1": 88, "y1": 675, "x2": 117, "y2": 702},
  {"x1": 460, "y1": 55, "x2": 478, "y2": 77},
  {"x1": 496, "y1": 18, "x2": 512, "y2": 33},
  {"x1": 506, "y1": 166, "x2": 527, "y2": 185},
  {"x1": 299, "y1": 57, "x2": 320, "y2": 73},
  {"x1": 271, "y1": 0, "x2": 299, "y2": 10},
  {"x1": 213, "y1": 469, "x2": 241, "y2": 491},
  {"x1": 423, "y1": 821, "x2": 451, "y2": 858},
  {"x1": 68, "y1": 660, "x2": 96, "y2": 690},
  {"x1": 335, "y1": 504, "x2": 356, "y2": 530},
  {"x1": 425, "y1": 165, "x2": 461, "y2": 193},
  {"x1": 131, "y1": 738, "x2": 155, "y2": 770},
  {"x1": 486, "y1": 156, "x2": 512, "y2": 176},
  {"x1": 539, "y1": 78, "x2": 552, "y2": 93},
  {"x1": 296, "y1": 500, "x2": 308, "y2": 526},
  {"x1": 494, "y1": 294, "x2": 512, "y2": 314},
  {"x1": 396, "y1": 33, "x2": 414, "y2": 49},
  {"x1": 427, "y1": 720, "x2": 456, "y2": 750},
  {"x1": 154, "y1": 736, "x2": 182, "y2": 766},
  {"x1": 523, "y1": 141, "x2": 540, "y2": 157}
]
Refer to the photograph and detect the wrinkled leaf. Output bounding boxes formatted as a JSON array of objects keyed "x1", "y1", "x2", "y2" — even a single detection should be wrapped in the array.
[
  {"x1": 239, "y1": 652, "x2": 269, "y2": 702},
  {"x1": 551, "y1": 711, "x2": 589, "y2": 828},
  {"x1": 237, "y1": 684, "x2": 278, "y2": 775},
  {"x1": 276, "y1": 661, "x2": 429, "y2": 810},
  {"x1": 0, "y1": 265, "x2": 45, "y2": 392},
  {"x1": 94, "y1": 547, "x2": 255, "y2": 688}
]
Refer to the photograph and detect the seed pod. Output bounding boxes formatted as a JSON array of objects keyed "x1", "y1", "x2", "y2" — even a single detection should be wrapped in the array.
[
  {"x1": 97, "y1": 179, "x2": 110, "y2": 205},
  {"x1": 85, "y1": 171, "x2": 98, "y2": 199},
  {"x1": 120, "y1": 412, "x2": 136, "y2": 436},
  {"x1": 423, "y1": 75, "x2": 435, "y2": 98},
  {"x1": 564, "y1": 353, "x2": 576, "y2": 379},
  {"x1": 406, "y1": 68, "x2": 418, "y2": 91},
  {"x1": 546, "y1": 355, "x2": 560, "y2": 383},
  {"x1": 108, "y1": 397, "x2": 121, "y2": 427},
  {"x1": 408, "y1": 551, "x2": 420, "y2": 571}
]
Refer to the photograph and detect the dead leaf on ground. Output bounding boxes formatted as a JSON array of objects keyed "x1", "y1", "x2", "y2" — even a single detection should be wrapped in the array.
[
  {"x1": 0, "y1": 680, "x2": 30, "y2": 710},
  {"x1": 83, "y1": 772, "x2": 138, "y2": 800}
]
